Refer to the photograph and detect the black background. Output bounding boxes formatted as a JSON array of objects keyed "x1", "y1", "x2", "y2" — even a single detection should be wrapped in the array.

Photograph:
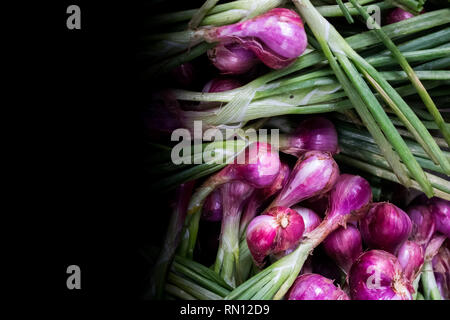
[{"x1": 30, "y1": 0, "x2": 448, "y2": 314}]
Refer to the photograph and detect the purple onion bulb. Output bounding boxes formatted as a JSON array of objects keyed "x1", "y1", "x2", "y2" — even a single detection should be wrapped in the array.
[
  {"x1": 360, "y1": 202, "x2": 412, "y2": 254},
  {"x1": 246, "y1": 206, "x2": 305, "y2": 267},
  {"x1": 269, "y1": 151, "x2": 339, "y2": 209},
  {"x1": 326, "y1": 174, "x2": 372, "y2": 221},
  {"x1": 428, "y1": 197, "x2": 450, "y2": 238},
  {"x1": 280, "y1": 117, "x2": 339, "y2": 157},
  {"x1": 349, "y1": 250, "x2": 413, "y2": 300},
  {"x1": 202, "y1": 8, "x2": 308, "y2": 69},
  {"x1": 291, "y1": 206, "x2": 321, "y2": 233},
  {"x1": 407, "y1": 205, "x2": 435, "y2": 249},
  {"x1": 323, "y1": 224, "x2": 362, "y2": 274},
  {"x1": 201, "y1": 189, "x2": 223, "y2": 222},
  {"x1": 396, "y1": 240, "x2": 424, "y2": 282},
  {"x1": 386, "y1": 8, "x2": 415, "y2": 24},
  {"x1": 202, "y1": 77, "x2": 242, "y2": 93},
  {"x1": 207, "y1": 42, "x2": 259, "y2": 75},
  {"x1": 287, "y1": 274, "x2": 349, "y2": 300}
]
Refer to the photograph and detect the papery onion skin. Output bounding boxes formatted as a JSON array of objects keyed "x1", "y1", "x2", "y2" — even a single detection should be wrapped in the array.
[
  {"x1": 240, "y1": 162, "x2": 291, "y2": 236},
  {"x1": 246, "y1": 206, "x2": 305, "y2": 267},
  {"x1": 349, "y1": 250, "x2": 413, "y2": 300},
  {"x1": 280, "y1": 117, "x2": 339, "y2": 157},
  {"x1": 432, "y1": 246, "x2": 450, "y2": 300},
  {"x1": 360, "y1": 202, "x2": 412, "y2": 254},
  {"x1": 292, "y1": 206, "x2": 321, "y2": 233},
  {"x1": 202, "y1": 8, "x2": 308, "y2": 69},
  {"x1": 323, "y1": 224, "x2": 362, "y2": 274},
  {"x1": 327, "y1": 174, "x2": 372, "y2": 221},
  {"x1": 208, "y1": 42, "x2": 259, "y2": 75},
  {"x1": 232, "y1": 142, "x2": 281, "y2": 189},
  {"x1": 407, "y1": 205, "x2": 436, "y2": 249},
  {"x1": 428, "y1": 197, "x2": 450, "y2": 238},
  {"x1": 397, "y1": 240, "x2": 424, "y2": 281},
  {"x1": 201, "y1": 189, "x2": 223, "y2": 222},
  {"x1": 386, "y1": 8, "x2": 415, "y2": 24},
  {"x1": 269, "y1": 151, "x2": 339, "y2": 209},
  {"x1": 287, "y1": 274, "x2": 350, "y2": 300}
]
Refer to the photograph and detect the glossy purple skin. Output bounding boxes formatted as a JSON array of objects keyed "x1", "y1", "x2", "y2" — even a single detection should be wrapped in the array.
[
  {"x1": 397, "y1": 240, "x2": 424, "y2": 282},
  {"x1": 360, "y1": 202, "x2": 412, "y2": 254},
  {"x1": 386, "y1": 8, "x2": 415, "y2": 24},
  {"x1": 291, "y1": 206, "x2": 321, "y2": 233},
  {"x1": 231, "y1": 142, "x2": 281, "y2": 189},
  {"x1": 260, "y1": 162, "x2": 290, "y2": 199},
  {"x1": 203, "y1": 8, "x2": 307, "y2": 69},
  {"x1": 202, "y1": 78, "x2": 242, "y2": 93},
  {"x1": 240, "y1": 162, "x2": 291, "y2": 235},
  {"x1": 432, "y1": 247, "x2": 450, "y2": 300},
  {"x1": 428, "y1": 197, "x2": 450, "y2": 238},
  {"x1": 201, "y1": 189, "x2": 223, "y2": 222},
  {"x1": 327, "y1": 174, "x2": 372, "y2": 220},
  {"x1": 271, "y1": 151, "x2": 339, "y2": 208},
  {"x1": 282, "y1": 117, "x2": 339, "y2": 157},
  {"x1": 246, "y1": 206, "x2": 305, "y2": 267},
  {"x1": 407, "y1": 205, "x2": 435, "y2": 249},
  {"x1": 287, "y1": 274, "x2": 349, "y2": 300},
  {"x1": 208, "y1": 42, "x2": 259, "y2": 75},
  {"x1": 171, "y1": 62, "x2": 195, "y2": 87},
  {"x1": 349, "y1": 250, "x2": 413, "y2": 300},
  {"x1": 323, "y1": 224, "x2": 362, "y2": 274}
]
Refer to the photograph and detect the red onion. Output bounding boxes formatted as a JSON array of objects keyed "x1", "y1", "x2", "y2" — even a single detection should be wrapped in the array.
[
  {"x1": 201, "y1": 8, "x2": 308, "y2": 69},
  {"x1": 201, "y1": 189, "x2": 223, "y2": 222},
  {"x1": 349, "y1": 250, "x2": 413, "y2": 300},
  {"x1": 428, "y1": 197, "x2": 450, "y2": 238},
  {"x1": 246, "y1": 206, "x2": 305, "y2": 267},
  {"x1": 291, "y1": 206, "x2": 321, "y2": 233},
  {"x1": 267, "y1": 151, "x2": 339, "y2": 209},
  {"x1": 326, "y1": 174, "x2": 372, "y2": 221},
  {"x1": 207, "y1": 42, "x2": 259, "y2": 75},
  {"x1": 397, "y1": 240, "x2": 424, "y2": 282},
  {"x1": 360, "y1": 202, "x2": 412, "y2": 254},
  {"x1": 171, "y1": 62, "x2": 196, "y2": 88},
  {"x1": 323, "y1": 224, "x2": 362, "y2": 274},
  {"x1": 215, "y1": 181, "x2": 254, "y2": 286},
  {"x1": 240, "y1": 162, "x2": 291, "y2": 236},
  {"x1": 189, "y1": 142, "x2": 281, "y2": 215},
  {"x1": 432, "y1": 246, "x2": 450, "y2": 300},
  {"x1": 279, "y1": 117, "x2": 339, "y2": 157},
  {"x1": 287, "y1": 274, "x2": 349, "y2": 300},
  {"x1": 386, "y1": 8, "x2": 415, "y2": 24},
  {"x1": 202, "y1": 78, "x2": 243, "y2": 93},
  {"x1": 407, "y1": 205, "x2": 435, "y2": 249},
  {"x1": 272, "y1": 207, "x2": 321, "y2": 259}
]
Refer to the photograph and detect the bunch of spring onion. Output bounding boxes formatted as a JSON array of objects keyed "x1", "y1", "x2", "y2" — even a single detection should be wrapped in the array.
[{"x1": 142, "y1": 0, "x2": 450, "y2": 300}]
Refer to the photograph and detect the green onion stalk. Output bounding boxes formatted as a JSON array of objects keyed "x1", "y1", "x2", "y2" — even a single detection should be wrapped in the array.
[
  {"x1": 347, "y1": 0, "x2": 450, "y2": 148},
  {"x1": 419, "y1": 234, "x2": 447, "y2": 300},
  {"x1": 291, "y1": 0, "x2": 450, "y2": 198},
  {"x1": 226, "y1": 174, "x2": 373, "y2": 299}
]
